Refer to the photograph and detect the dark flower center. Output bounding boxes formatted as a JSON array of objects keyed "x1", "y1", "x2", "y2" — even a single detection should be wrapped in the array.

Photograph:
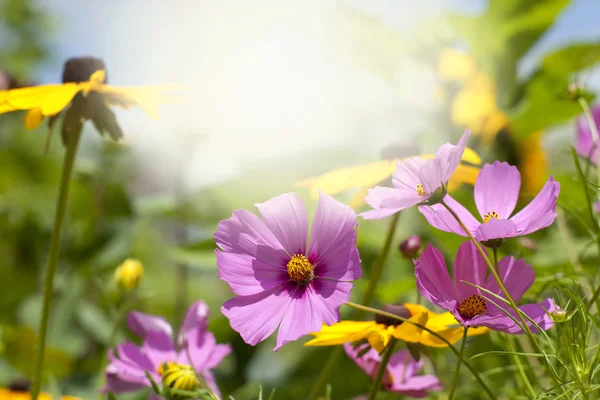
[
  {"x1": 374, "y1": 304, "x2": 412, "y2": 326},
  {"x1": 458, "y1": 294, "x2": 487, "y2": 319},
  {"x1": 8, "y1": 378, "x2": 30, "y2": 392},
  {"x1": 157, "y1": 362, "x2": 200, "y2": 392},
  {"x1": 286, "y1": 254, "x2": 313, "y2": 284},
  {"x1": 483, "y1": 211, "x2": 500, "y2": 223},
  {"x1": 62, "y1": 56, "x2": 107, "y2": 83}
]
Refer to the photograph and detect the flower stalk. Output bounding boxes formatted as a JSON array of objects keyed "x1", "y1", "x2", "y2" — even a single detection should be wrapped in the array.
[
  {"x1": 31, "y1": 126, "x2": 83, "y2": 399},
  {"x1": 368, "y1": 338, "x2": 396, "y2": 400},
  {"x1": 447, "y1": 327, "x2": 468, "y2": 400}
]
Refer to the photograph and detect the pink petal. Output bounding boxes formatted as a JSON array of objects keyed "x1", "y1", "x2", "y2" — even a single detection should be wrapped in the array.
[
  {"x1": 310, "y1": 279, "x2": 353, "y2": 326},
  {"x1": 474, "y1": 218, "x2": 518, "y2": 241},
  {"x1": 221, "y1": 283, "x2": 293, "y2": 346},
  {"x1": 361, "y1": 186, "x2": 423, "y2": 220},
  {"x1": 474, "y1": 298, "x2": 556, "y2": 334},
  {"x1": 436, "y1": 129, "x2": 470, "y2": 183},
  {"x1": 510, "y1": 176, "x2": 560, "y2": 235},
  {"x1": 127, "y1": 311, "x2": 173, "y2": 338},
  {"x1": 142, "y1": 331, "x2": 177, "y2": 367},
  {"x1": 309, "y1": 191, "x2": 361, "y2": 281},
  {"x1": 414, "y1": 245, "x2": 459, "y2": 311},
  {"x1": 418, "y1": 195, "x2": 478, "y2": 236},
  {"x1": 391, "y1": 157, "x2": 426, "y2": 190},
  {"x1": 418, "y1": 158, "x2": 445, "y2": 194},
  {"x1": 275, "y1": 286, "x2": 323, "y2": 350},
  {"x1": 255, "y1": 193, "x2": 308, "y2": 256},
  {"x1": 484, "y1": 256, "x2": 533, "y2": 303},
  {"x1": 216, "y1": 251, "x2": 289, "y2": 296},
  {"x1": 199, "y1": 370, "x2": 222, "y2": 398},
  {"x1": 214, "y1": 209, "x2": 288, "y2": 266},
  {"x1": 343, "y1": 343, "x2": 382, "y2": 381},
  {"x1": 453, "y1": 242, "x2": 488, "y2": 300},
  {"x1": 474, "y1": 162, "x2": 521, "y2": 220},
  {"x1": 388, "y1": 349, "x2": 423, "y2": 381}
]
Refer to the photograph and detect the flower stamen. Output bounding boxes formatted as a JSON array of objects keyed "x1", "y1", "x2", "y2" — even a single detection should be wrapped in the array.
[
  {"x1": 482, "y1": 211, "x2": 499, "y2": 223},
  {"x1": 416, "y1": 184, "x2": 426, "y2": 196},
  {"x1": 458, "y1": 295, "x2": 487, "y2": 319},
  {"x1": 157, "y1": 362, "x2": 200, "y2": 392},
  {"x1": 286, "y1": 254, "x2": 314, "y2": 284}
]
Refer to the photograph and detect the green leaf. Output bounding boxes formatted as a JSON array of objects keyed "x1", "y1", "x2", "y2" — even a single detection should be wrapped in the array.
[
  {"x1": 76, "y1": 301, "x2": 113, "y2": 345},
  {"x1": 542, "y1": 42, "x2": 600, "y2": 76}
]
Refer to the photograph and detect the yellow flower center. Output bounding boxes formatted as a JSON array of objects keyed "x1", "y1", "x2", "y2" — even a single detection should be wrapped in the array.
[
  {"x1": 482, "y1": 211, "x2": 499, "y2": 223},
  {"x1": 416, "y1": 184, "x2": 426, "y2": 196},
  {"x1": 458, "y1": 295, "x2": 487, "y2": 319},
  {"x1": 157, "y1": 363, "x2": 200, "y2": 393},
  {"x1": 286, "y1": 254, "x2": 314, "y2": 284}
]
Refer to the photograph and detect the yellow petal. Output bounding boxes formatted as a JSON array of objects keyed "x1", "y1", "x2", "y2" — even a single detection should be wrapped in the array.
[
  {"x1": 419, "y1": 312, "x2": 488, "y2": 347},
  {"x1": 347, "y1": 188, "x2": 369, "y2": 209},
  {"x1": 366, "y1": 325, "x2": 392, "y2": 353},
  {"x1": 90, "y1": 69, "x2": 106, "y2": 84},
  {"x1": 24, "y1": 108, "x2": 44, "y2": 130},
  {"x1": 304, "y1": 321, "x2": 376, "y2": 346},
  {"x1": 96, "y1": 85, "x2": 186, "y2": 119},
  {"x1": 4, "y1": 84, "x2": 80, "y2": 115},
  {"x1": 448, "y1": 164, "x2": 480, "y2": 191},
  {"x1": 437, "y1": 49, "x2": 476, "y2": 82},
  {"x1": 392, "y1": 308, "x2": 429, "y2": 343}
]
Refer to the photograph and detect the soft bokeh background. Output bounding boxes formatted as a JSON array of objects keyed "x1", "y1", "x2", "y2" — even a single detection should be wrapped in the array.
[{"x1": 1, "y1": 0, "x2": 600, "y2": 398}]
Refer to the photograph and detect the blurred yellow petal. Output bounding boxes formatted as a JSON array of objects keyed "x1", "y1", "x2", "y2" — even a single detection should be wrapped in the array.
[
  {"x1": 0, "y1": 389, "x2": 81, "y2": 400},
  {"x1": 392, "y1": 308, "x2": 429, "y2": 343},
  {"x1": 304, "y1": 321, "x2": 376, "y2": 346},
  {"x1": 96, "y1": 85, "x2": 185, "y2": 119},
  {"x1": 481, "y1": 110, "x2": 509, "y2": 144},
  {"x1": 419, "y1": 312, "x2": 488, "y2": 347},
  {"x1": 24, "y1": 108, "x2": 44, "y2": 130},
  {"x1": 366, "y1": 326, "x2": 393, "y2": 353},
  {"x1": 3, "y1": 84, "x2": 81, "y2": 116},
  {"x1": 519, "y1": 131, "x2": 548, "y2": 193},
  {"x1": 461, "y1": 147, "x2": 482, "y2": 165},
  {"x1": 448, "y1": 164, "x2": 480, "y2": 191},
  {"x1": 437, "y1": 49, "x2": 476, "y2": 82},
  {"x1": 348, "y1": 188, "x2": 369, "y2": 209},
  {"x1": 90, "y1": 69, "x2": 106, "y2": 84}
]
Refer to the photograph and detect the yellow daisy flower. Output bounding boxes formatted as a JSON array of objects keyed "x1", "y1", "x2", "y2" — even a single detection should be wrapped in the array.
[
  {"x1": 0, "y1": 381, "x2": 80, "y2": 400},
  {"x1": 304, "y1": 303, "x2": 487, "y2": 352},
  {"x1": 114, "y1": 258, "x2": 144, "y2": 291},
  {"x1": 296, "y1": 149, "x2": 481, "y2": 209},
  {"x1": 0, "y1": 57, "x2": 182, "y2": 140}
]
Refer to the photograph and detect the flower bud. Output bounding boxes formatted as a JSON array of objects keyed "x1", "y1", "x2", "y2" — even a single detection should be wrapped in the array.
[
  {"x1": 399, "y1": 235, "x2": 422, "y2": 259},
  {"x1": 550, "y1": 307, "x2": 568, "y2": 322},
  {"x1": 114, "y1": 258, "x2": 144, "y2": 291}
]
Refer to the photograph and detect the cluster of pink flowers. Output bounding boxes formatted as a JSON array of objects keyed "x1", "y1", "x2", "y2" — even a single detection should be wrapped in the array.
[{"x1": 105, "y1": 130, "x2": 561, "y2": 398}]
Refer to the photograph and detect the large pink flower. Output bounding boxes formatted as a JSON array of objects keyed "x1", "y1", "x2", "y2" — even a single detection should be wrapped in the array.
[
  {"x1": 419, "y1": 161, "x2": 559, "y2": 242},
  {"x1": 344, "y1": 344, "x2": 442, "y2": 398},
  {"x1": 361, "y1": 130, "x2": 470, "y2": 219},
  {"x1": 103, "y1": 301, "x2": 230, "y2": 398},
  {"x1": 215, "y1": 192, "x2": 361, "y2": 350},
  {"x1": 415, "y1": 242, "x2": 556, "y2": 333}
]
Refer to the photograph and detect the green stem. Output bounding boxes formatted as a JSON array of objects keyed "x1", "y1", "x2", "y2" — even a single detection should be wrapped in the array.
[
  {"x1": 368, "y1": 338, "x2": 396, "y2": 400},
  {"x1": 588, "y1": 284, "x2": 600, "y2": 311},
  {"x1": 31, "y1": 127, "x2": 82, "y2": 399},
  {"x1": 344, "y1": 302, "x2": 498, "y2": 400},
  {"x1": 447, "y1": 327, "x2": 468, "y2": 400},
  {"x1": 307, "y1": 212, "x2": 400, "y2": 400}
]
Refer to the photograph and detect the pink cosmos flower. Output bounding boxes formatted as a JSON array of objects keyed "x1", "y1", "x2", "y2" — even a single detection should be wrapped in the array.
[
  {"x1": 419, "y1": 161, "x2": 560, "y2": 242},
  {"x1": 215, "y1": 192, "x2": 361, "y2": 351},
  {"x1": 415, "y1": 242, "x2": 556, "y2": 333},
  {"x1": 344, "y1": 343, "x2": 442, "y2": 398},
  {"x1": 103, "y1": 301, "x2": 230, "y2": 398},
  {"x1": 361, "y1": 130, "x2": 470, "y2": 219},
  {"x1": 575, "y1": 103, "x2": 600, "y2": 163}
]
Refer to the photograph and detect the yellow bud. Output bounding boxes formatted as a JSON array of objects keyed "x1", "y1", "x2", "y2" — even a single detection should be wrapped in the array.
[{"x1": 114, "y1": 258, "x2": 144, "y2": 291}]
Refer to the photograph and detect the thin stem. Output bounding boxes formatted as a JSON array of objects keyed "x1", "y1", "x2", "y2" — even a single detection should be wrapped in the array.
[
  {"x1": 505, "y1": 335, "x2": 536, "y2": 398},
  {"x1": 345, "y1": 302, "x2": 498, "y2": 400},
  {"x1": 307, "y1": 212, "x2": 400, "y2": 400},
  {"x1": 368, "y1": 338, "x2": 396, "y2": 400},
  {"x1": 588, "y1": 284, "x2": 600, "y2": 311},
  {"x1": 31, "y1": 127, "x2": 82, "y2": 399},
  {"x1": 359, "y1": 212, "x2": 400, "y2": 313},
  {"x1": 447, "y1": 327, "x2": 468, "y2": 400}
]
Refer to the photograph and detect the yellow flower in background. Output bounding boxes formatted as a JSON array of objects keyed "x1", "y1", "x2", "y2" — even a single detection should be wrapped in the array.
[
  {"x1": 114, "y1": 258, "x2": 144, "y2": 291},
  {"x1": 305, "y1": 304, "x2": 487, "y2": 352},
  {"x1": 519, "y1": 131, "x2": 549, "y2": 193},
  {"x1": 0, "y1": 56, "x2": 182, "y2": 140},
  {"x1": 437, "y1": 49, "x2": 476, "y2": 82},
  {"x1": 0, "y1": 389, "x2": 80, "y2": 400},
  {"x1": 296, "y1": 148, "x2": 481, "y2": 209}
]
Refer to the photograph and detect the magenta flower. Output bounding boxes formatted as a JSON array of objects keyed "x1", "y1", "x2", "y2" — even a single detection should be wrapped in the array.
[
  {"x1": 415, "y1": 242, "x2": 556, "y2": 333},
  {"x1": 361, "y1": 130, "x2": 470, "y2": 219},
  {"x1": 419, "y1": 161, "x2": 559, "y2": 242},
  {"x1": 215, "y1": 192, "x2": 361, "y2": 351},
  {"x1": 575, "y1": 103, "x2": 600, "y2": 163},
  {"x1": 344, "y1": 343, "x2": 442, "y2": 398},
  {"x1": 104, "y1": 301, "x2": 230, "y2": 398}
]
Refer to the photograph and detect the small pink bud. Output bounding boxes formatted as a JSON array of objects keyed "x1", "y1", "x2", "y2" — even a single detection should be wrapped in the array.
[{"x1": 399, "y1": 235, "x2": 422, "y2": 258}]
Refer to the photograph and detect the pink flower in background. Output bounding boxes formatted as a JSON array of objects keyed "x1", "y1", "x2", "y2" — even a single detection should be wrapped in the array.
[
  {"x1": 215, "y1": 192, "x2": 361, "y2": 350},
  {"x1": 361, "y1": 130, "x2": 470, "y2": 219},
  {"x1": 415, "y1": 242, "x2": 556, "y2": 334},
  {"x1": 344, "y1": 344, "x2": 442, "y2": 398},
  {"x1": 575, "y1": 103, "x2": 600, "y2": 163},
  {"x1": 419, "y1": 161, "x2": 559, "y2": 242},
  {"x1": 103, "y1": 301, "x2": 230, "y2": 398}
]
